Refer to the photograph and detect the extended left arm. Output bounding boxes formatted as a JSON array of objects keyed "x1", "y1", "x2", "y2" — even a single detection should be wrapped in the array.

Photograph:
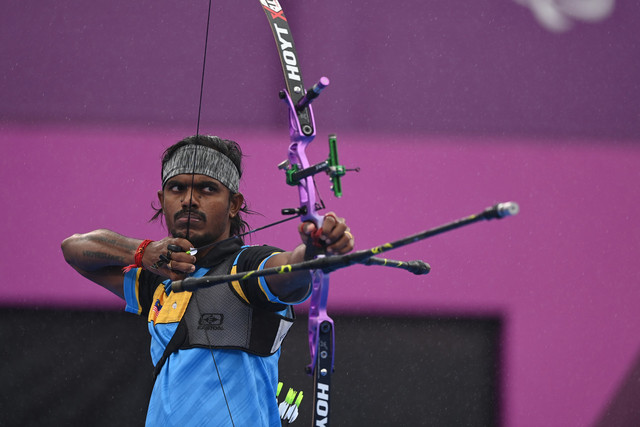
[{"x1": 264, "y1": 212, "x2": 354, "y2": 303}]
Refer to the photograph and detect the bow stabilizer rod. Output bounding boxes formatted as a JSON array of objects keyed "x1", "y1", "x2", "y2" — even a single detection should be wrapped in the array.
[
  {"x1": 362, "y1": 257, "x2": 431, "y2": 275},
  {"x1": 171, "y1": 201, "x2": 519, "y2": 292}
]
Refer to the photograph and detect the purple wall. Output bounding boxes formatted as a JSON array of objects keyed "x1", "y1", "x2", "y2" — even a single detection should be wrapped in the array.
[
  {"x1": 2, "y1": 1, "x2": 640, "y2": 426},
  {"x1": 3, "y1": 0, "x2": 639, "y2": 138}
]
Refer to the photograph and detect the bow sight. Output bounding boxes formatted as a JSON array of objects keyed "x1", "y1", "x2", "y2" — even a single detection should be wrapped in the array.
[{"x1": 278, "y1": 132, "x2": 360, "y2": 202}]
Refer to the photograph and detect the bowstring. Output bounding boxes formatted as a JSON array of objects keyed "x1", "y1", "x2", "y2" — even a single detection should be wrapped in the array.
[
  {"x1": 189, "y1": 0, "x2": 235, "y2": 425},
  {"x1": 185, "y1": 0, "x2": 214, "y2": 241}
]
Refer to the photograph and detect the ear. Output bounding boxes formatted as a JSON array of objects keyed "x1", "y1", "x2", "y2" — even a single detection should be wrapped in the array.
[
  {"x1": 157, "y1": 190, "x2": 164, "y2": 209},
  {"x1": 229, "y1": 192, "x2": 244, "y2": 218}
]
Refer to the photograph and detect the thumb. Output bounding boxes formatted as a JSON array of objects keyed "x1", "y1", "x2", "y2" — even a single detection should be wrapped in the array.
[
  {"x1": 298, "y1": 221, "x2": 317, "y2": 237},
  {"x1": 298, "y1": 221, "x2": 326, "y2": 249}
]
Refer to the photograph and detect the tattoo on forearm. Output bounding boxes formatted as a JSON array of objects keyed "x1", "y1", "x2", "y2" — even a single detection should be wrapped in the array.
[
  {"x1": 82, "y1": 250, "x2": 126, "y2": 265},
  {"x1": 91, "y1": 235, "x2": 137, "y2": 251}
]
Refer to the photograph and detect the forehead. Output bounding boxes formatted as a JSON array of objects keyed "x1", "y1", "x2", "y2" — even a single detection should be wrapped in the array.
[{"x1": 164, "y1": 174, "x2": 222, "y2": 185}]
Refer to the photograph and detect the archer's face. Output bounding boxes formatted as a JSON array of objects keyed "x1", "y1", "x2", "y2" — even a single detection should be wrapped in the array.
[{"x1": 158, "y1": 174, "x2": 241, "y2": 248}]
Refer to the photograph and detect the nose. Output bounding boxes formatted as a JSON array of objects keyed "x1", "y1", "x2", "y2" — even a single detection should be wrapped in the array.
[{"x1": 181, "y1": 191, "x2": 199, "y2": 210}]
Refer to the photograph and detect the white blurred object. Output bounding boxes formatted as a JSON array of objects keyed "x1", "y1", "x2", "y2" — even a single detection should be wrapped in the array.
[{"x1": 513, "y1": 0, "x2": 615, "y2": 32}]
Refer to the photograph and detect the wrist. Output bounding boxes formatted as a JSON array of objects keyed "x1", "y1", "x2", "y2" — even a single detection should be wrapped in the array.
[{"x1": 122, "y1": 239, "x2": 154, "y2": 273}]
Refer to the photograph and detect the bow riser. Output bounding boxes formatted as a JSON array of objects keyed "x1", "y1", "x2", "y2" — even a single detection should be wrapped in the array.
[
  {"x1": 280, "y1": 90, "x2": 323, "y2": 225},
  {"x1": 278, "y1": 32, "x2": 336, "y2": 427},
  {"x1": 261, "y1": 2, "x2": 336, "y2": 425}
]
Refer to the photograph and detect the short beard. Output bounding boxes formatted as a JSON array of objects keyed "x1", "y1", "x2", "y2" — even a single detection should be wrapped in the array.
[{"x1": 170, "y1": 230, "x2": 217, "y2": 249}]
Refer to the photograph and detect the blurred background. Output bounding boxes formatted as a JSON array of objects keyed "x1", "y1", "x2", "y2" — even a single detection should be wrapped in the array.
[{"x1": 1, "y1": 0, "x2": 639, "y2": 425}]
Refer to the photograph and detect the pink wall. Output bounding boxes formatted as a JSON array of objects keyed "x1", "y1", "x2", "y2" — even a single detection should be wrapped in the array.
[{"x1": 1, "y1": 123, "x2": 639, "y2": 427}]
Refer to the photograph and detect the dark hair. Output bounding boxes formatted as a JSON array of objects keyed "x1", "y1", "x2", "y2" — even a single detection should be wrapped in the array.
[{"x1": 151, "y1": 135, "x2": 252, "y2": 238}]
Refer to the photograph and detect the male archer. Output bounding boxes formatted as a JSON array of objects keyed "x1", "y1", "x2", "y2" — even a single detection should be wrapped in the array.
[{"x1": 61, "y1": 134, "x2": 354, "y2": 426}]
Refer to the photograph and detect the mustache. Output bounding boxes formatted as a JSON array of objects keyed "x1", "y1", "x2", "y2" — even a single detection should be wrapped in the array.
[{"x1": 174, "y1": 209, "x2": 206, "y2": 222}]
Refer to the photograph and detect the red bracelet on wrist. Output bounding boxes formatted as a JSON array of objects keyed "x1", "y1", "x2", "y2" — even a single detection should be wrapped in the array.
[{"x1": 122, "y1": 239, "x2": 154, "y2": 273}]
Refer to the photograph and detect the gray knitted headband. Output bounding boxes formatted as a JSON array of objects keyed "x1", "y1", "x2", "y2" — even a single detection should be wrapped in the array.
[{"x1": 161, "y1": 145, "x2": 240, "y2": 193}]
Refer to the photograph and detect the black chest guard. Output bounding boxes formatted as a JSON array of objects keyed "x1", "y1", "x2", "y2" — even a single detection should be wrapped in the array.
[{"x1": 153, "y1": 249, "x2": 295, "y2": 378}]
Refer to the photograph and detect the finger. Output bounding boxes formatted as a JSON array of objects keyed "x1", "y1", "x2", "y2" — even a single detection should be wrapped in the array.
[
  {"x1": 323, "y1": 212, "x2": 338, "y2": 222},
  {"x1": 167, "y1": 244, "x2": 183, "y2": 254},
  {"x1": 143, "y1": 238, "x2": 187, "y2": 268},
  {"x1": 298, "y1": 221, "x2": 317, "y2": 236},
  {"x1": 167, "y1": 260, "x2": 195, "y2": 274},
  {"x1": 169, "y1": 251, "x2": 197, "y2": 265},
  {"x1": 299, "y1": 222, "x2": 323, "y2": 248},
  {"x1": 321, "y1": 220, "x2": 348, "y2": 245},
  {"x1": 321, "y1": 212, "x2": 339, "y2": 231},
  {"x1": 321, "y1": 212, "x2": 347, "y2": 238},
  {"x1": 344, "y1": 230, "x2": 354, "y2": 243},
  {"x1": 166, "y1": 240, "x2": 196, "y2": 264},
  {"x1": 148, "y1": 254, "x2": 194, "y2": 277},
  {"x1": 326, "y1": 230, "x2": 354, "y2": 254},
  {"x1": 167, "y1": 238, "x2": 195, "y2": 255}
]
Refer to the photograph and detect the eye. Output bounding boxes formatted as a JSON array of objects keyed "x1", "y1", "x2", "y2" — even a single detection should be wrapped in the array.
[
  {"x1": 199, "y1": 182, "x2": 220, "y2": 193},
  {"x1": 202, "y1": 186, "x2": 216, "y2": 194},
  {"x1": 166, "y1": 182, "x2": 186, "y2": 193}
]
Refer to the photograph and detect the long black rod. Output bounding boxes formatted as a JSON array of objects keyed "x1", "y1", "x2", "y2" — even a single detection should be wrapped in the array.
[
  {"x1": 171, "y1": 202, "x2": 519, "y2": 292},
  {"x1": 364, "y1": 257, "x2": 430, "y2": 275}
]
